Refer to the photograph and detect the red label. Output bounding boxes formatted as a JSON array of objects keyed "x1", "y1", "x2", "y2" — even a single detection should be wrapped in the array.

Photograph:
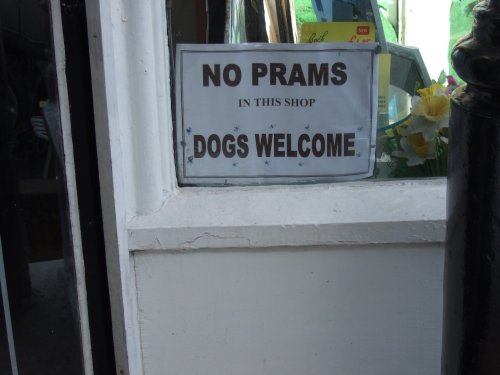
[{"x1": 357, "y1": 26, "x2": 370, "y2": 35}]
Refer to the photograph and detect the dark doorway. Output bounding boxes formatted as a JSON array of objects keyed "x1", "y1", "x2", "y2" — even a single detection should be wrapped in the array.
[{"x1": 0, "y1": 0, "x2": 114, "y2": 373}]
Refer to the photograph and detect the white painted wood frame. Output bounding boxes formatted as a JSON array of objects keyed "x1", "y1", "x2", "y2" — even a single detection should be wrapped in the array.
[{"x1": 84, "y1": 0, "x2": 446, "y2": 373}]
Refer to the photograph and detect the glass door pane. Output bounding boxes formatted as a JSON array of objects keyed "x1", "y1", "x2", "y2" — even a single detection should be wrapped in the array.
[{"x1": 0, "y1": 0, "x2": 84, "y2": 373}]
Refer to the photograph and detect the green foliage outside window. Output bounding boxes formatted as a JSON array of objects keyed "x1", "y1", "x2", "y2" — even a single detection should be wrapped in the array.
[
  {"x1": 294, "y1": 0, "x2": 316, "y2": 25},
  {"x1": 448, "y1": 0, "x2": 477, "y2": 83},
  {"x1": 377, "y1": 0, "x2": 397, "y2": 42}
]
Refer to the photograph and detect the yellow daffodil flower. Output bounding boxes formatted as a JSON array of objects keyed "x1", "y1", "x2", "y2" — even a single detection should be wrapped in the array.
[
  {"x1": 389, "y1": 80, "x2": 452, "y2": 173},
  {"x1": 417, "y1": 83, "x2": 447, "y2": 97},
  {"x1": 405, "y1": 86, "x2": 451, "y2": 141},
  {"x1": 413, "y1": 95, "x2": 450, "y2": 122},
  {"x1": 392, "y1": 132, "x2": 437, "y2": 166}
]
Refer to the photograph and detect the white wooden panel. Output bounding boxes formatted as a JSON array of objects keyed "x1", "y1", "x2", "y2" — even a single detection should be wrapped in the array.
[{"x1": 135, "y1": 245, "x2": 443, "y2": 375}]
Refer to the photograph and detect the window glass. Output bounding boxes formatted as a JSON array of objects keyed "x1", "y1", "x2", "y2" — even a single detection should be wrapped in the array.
[{"x1": 170, "y1": 0, "x2": 473, "y2": 182}]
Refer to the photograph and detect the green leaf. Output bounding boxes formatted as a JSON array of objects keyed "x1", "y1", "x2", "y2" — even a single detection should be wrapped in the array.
[{"x1": 438, "y1": 70, "x2": 447, "y2": 84}]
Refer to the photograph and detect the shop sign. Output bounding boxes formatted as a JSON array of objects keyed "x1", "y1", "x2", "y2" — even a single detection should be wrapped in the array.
[{"x1": 175, "y1": 43, "x2": 379, "y2": 185}]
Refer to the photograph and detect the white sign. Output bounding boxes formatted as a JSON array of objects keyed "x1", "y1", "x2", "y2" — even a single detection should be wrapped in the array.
[{"x1": 175, "y1": 43, "x2": 379, "y2": 185}]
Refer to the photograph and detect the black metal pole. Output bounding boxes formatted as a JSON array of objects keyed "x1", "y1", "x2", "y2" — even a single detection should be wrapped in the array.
[{"x1": 442, "y1": 1, "x2": 500, "y2": 374}]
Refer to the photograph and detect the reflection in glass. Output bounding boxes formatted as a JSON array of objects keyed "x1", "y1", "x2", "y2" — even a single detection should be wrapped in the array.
[
  {"x1": 227, "y1": 0, "x2": 298, "y2": 43},
  {"x1": 0, "y1": 1, "x2": 84, "y2": 373}
]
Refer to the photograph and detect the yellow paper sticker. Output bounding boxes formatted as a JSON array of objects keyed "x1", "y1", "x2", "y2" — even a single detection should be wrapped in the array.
[
  {"x1": 299, "y1": 22, "x2": 376, "y2": 43},
  {"x1": 378, "y1": 53, "x2": 391, "y2": 125}
]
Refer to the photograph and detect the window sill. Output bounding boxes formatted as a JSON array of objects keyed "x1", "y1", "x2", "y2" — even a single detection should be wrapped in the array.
[{"x1": 127, "y1": 178, "x2": 446, "y2": 251}]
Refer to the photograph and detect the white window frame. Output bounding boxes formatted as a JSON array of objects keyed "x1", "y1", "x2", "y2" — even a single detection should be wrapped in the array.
[{"x1": 85, "y1": 0, "x2": 446, "y2": 373}]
